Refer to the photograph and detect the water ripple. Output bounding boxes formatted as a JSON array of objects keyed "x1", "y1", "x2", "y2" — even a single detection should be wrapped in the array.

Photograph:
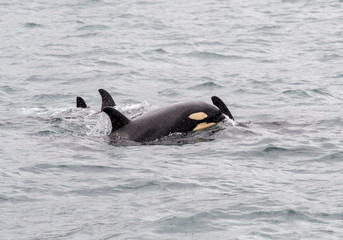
[
  {"x1": 189, "y1": 81, "x2": 222, "y2": 90},
  {"x1": 186, "y1": 51, "x2": 246, "y2": 60},
  {"x1": 2, "y1": 0, "x2": 343, "y2": 239},
  {"x1": 24, "y1": 22, "x2": 45, "y2": 28}
]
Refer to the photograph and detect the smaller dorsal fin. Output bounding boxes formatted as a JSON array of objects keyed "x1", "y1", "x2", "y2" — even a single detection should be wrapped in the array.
[
  {"x1": 76, "y1": 97, "x2": 88, "y2": 108},
  {"x1": 211, "y1": 96, "x2": 234, "y2": 120},
  {"x1": 102, "y1": 107, "x2": 130, "y2": 132},
  {"x1": 98, "y1": 89, "x2": 116, "y2": 110}
]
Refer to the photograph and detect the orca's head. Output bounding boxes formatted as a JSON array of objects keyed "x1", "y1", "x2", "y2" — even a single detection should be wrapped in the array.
[{"x1": 187, "y1": 103, "x2": 226, "y2": 131}]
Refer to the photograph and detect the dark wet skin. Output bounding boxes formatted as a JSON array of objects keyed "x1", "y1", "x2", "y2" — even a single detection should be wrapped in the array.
[{"x1": 103, "y1": 101, "x2": 226, "y2": 142}]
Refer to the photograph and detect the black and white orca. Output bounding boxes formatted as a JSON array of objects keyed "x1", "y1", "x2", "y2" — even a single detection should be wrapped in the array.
[
  {"x1": 98, "y1": 90, "x2": 234, "y2": 142},
  {"x1": 76, "y1": 89, "x2": 116, "y2": 110},
  {"x1": 76, "y1": 89, "x2": 234, "y2": 142}
]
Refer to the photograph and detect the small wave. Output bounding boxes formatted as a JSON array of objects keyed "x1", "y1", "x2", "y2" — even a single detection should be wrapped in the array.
[
  {"x1": 256, "y1": 121, "x2": 309, "y2": 131},
  {"x1": 333, "y1": 73, "x2": 343, "y2": 78},
  {"x1": 143, "y1": 48, "x2": 168, "y2": 55},
  {"x1": 35, "y1": 129, "x2": 59, "y2": 136},
  {"x1": 311, "y1": 88, "x2": 332, "y2": 96},
  {"x1": 0, "y1": 85, "x2": 18, "y2": 93},
  {"x1": 68, "y1": 186, "x2": 122, "y2": 196},
  {"x1": 117, "y1": 180, "x2": 161, "y2": 191},
  {"x1": 314, "y1": 152, "x2": 343, "y2": 162},
  {"x1": 118, "y1": 101, "x2": 150, "y2": 112},
  {"x1": 316, "y1": 117, "x2": 343, "y2": 127},
  {"x1": 24, "y1": 22, "x2": 45, "y2": 28},
  {"x1": 155, "y1": 41, "x2": 193, "y2": 48},
  {"x1": 19, "y1": 163, "x2": 117, "y2": 174},
  {"x1": 320, "y1": 53, "x2": 341, "y2": 62},
  {"x1": 15, "y1": 107, "x2": 47, "y2": 116},
  {"x1": 189, "y1": 81, "x2": 222, "y2": 90},
  {"x1": 195, "y1": 40, "x2": 225, "y2": 46},
  {"x1": 255, "y1": 25, "x2": 282, "y2": 32},
  {"x1": 186, "y1": 51, "x2": 245, "y2": 60},
  {"x1": 263, "y1": 146, "x2": 289, "y2": 153},
  {"x1": 249, "y1": 208, "x2": 308, "y2": 220},
  {"x1": 158, "y1": 89, "x2": 181, "y2": 97},
  {"x1": 282, "y1": 89, "x2": 311, "y2": 98},
  {"x1": 96, "y1": 60, "x2": 122, "y2": 66},
  {"x1": 258, "y1": 121, "x2": 287, "y2": 127},
  {"x1": 263, "y1": 145, "x2": 316, "y2": 156},
  {"x1": 311, "y1": 88, "x2": 343, "y2": 100},
  {"x1": 74, "y1": 32, "x2": 100, "y2": 38},
  {"x1": 86, "y1": 113, "x2": 112, "y2": 136},
  {"x1": 45, "y1": 53, "x2": 74, "y2": 58},
  {"x1": 118, "y1": 13, "x2": 136, "y2": 19},
  {"x1": 282, "y1": 0, "x2": 299, "y2": 2},
  {"x1": 77, "y1": 24, "x2": 110, "y2": 31},
  {"x1": 33, "y1": 93, "x2": 72, "y2": 101},
  {"x1": 0, "y1": 194, "x2": 37, "y2": 203},
  {"x1": 107, "y1": 132, "x2": 215, "y2": 147},
  {"x1": 16, "y1": 106, "x2": 108, "y2": 138},
  {"x1": 154, "y1": 48, "x2": 168, "y2": 54},
  {"x1": 25, "y1": 75, "x2": 61, "y2": 82},
  {"x1": 155, "y1": 211, "x2": 223, "y2": 234}
]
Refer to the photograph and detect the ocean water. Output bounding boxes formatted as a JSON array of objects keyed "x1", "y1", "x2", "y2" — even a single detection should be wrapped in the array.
[{"x1": 1, "y1": 0, "x2": 343, "y2": 239}]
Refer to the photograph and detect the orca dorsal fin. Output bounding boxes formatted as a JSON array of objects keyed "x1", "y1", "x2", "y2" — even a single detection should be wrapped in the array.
[
  {"x1": 211, "y1": 96, "x2": 234, "y2": 121},
  {"x1": 98, "y1": 89, "x2": 116, "y2": 110},
  {"x1": 76, "y1": 97, "x2": 88, "y2": 108},
  {"x1": 102, "y1": 107, "x2": 130, "y2": 132}
]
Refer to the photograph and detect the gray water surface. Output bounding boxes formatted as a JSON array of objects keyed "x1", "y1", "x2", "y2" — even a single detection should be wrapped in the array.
[{"x1": 1, "y1": 0, "x2": 343, "y2": 239}]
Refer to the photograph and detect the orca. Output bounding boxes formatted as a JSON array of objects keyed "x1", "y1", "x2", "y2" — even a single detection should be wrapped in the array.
[
  {"x1": 99, "y1": 89, "x2": 116, "y2": 110},
  {"x1": 76, "y1": 89, "x2": 116, "y2": 110},
  {"x1": 76, "y1": 96, "x2": 88, "y2": 108},
  {"x1": 101, "y1": 92, "x2": 234, "y2": 142}
]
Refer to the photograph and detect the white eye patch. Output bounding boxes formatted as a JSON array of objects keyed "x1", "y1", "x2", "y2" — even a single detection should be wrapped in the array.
[{"x1": 189, "y1": 112, "x2": 208, "y2": 120}]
